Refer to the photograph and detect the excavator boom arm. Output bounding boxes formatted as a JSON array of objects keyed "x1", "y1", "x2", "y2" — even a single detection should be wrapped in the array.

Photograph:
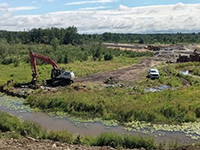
[{"x1": 29, "y1": 51, "x2": 59, "y2": 82}]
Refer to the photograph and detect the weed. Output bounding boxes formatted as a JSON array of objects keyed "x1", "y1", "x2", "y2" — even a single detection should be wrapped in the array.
[
  {"x1": 4, "y1": 132, "x2": 21, "y2": 139},
  {"x1": 48, "y1": 131, "x2": 74, "y2": 144}
]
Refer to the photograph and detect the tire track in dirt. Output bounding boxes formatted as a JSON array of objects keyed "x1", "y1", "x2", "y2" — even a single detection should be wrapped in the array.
[{"x1": 75, "y1": 58, "x2": 162, "y2": 86}]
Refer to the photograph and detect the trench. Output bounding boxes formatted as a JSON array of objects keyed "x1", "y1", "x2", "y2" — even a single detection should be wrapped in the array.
[{"x1": 0, "y1": 94, "x2": 199, "y2": 145}]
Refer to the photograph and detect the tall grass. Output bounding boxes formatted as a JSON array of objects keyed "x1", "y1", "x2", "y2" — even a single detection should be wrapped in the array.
[
  {"x1": 92, "y1": 132, "x2": 156, "y2": 150},
  {"x1": 26, "y1": 83, "x2": 200, "y2": 124}
]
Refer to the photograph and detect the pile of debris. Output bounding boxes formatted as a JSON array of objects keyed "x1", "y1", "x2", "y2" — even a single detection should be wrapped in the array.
[{"x1": 177, "y1": 50, "x2": 200, "y2": 62}]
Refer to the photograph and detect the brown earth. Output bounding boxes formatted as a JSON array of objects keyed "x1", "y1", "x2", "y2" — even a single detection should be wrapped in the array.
[
  {"x1": 75, "y1": 58, "x2": 161, "y2": 86},
  {"x1": 0, "y1": 137, "x2": 200, "y2": 150},
  {"x1": 0, "y1": 137, "x2": 139, "y2": 150}
]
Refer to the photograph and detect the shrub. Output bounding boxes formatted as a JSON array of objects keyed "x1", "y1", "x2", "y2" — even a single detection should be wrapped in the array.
[
  {"x1": 104, "y1": 53, "x2": 113, "y2": 61},
  {"x1": 92, "y1": 132, "x2": 156, "y2": 149},
  {"x1": 0, "y1": 112, "x2": 23, "y2": 132},
  {"x1": 195, "y1": 107, "x2": 200, "y2": 118},
  {"x1": 4, "y1": 132, "x2": 21, "y2": 139},
  {"x1": 48, "y1": 131, "x2": 74, "y2": 144},
  {"x1": 123, "y1": 135, "x2": 156, "y2": 150},
  {"x1": 22, "y1": 121, "x2": 47, "y2": 139},
  {"x1": 92, "y1": 132, "x2": 123, "y2": 148}
]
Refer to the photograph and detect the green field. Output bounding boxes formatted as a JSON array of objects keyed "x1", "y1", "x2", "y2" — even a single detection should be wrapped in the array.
[
  {"x1": 0, "y1": 56, "x2": 139, "y2": 85},
  {"x1": 24, "y1": 62, "x2": 200, "y2": 124}
]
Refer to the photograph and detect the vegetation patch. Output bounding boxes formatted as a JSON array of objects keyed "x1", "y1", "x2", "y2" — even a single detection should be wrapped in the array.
[
  {"x1": 26, "y1": 80, "x2": 200, "y2": 124},
  {"x1": 124, "y1": 121, "x2": 200, "y2": 140},
  {"x1": 0, "y1": 94, "x2": 32, "y2": 113},
  {"x1": 0, "y1": 55, "x2": 142, "y2": 85}
]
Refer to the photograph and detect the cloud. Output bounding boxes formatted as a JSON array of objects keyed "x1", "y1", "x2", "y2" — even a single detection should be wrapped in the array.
[
  {"x1": 0, "y1": 3, "x2": 200, "y2": 33},
  {"x1": 78, "y1": 6, "x2": 110, "y2": 11},
  {"x1": 118, "y1": 5, "x2": 131, "y2": 11},
  {"x1": 0, "y1": 3, "x2": 9, "y2": 12},
  {"x1": 66, "y1": 0, "x2": 118, "y2": 6},
  {"x1": 0, "y1": 3, "x2": 37, "y2": 13},
  {"x1": 8, "y1": 6, "x2": 37, "y2": 12},
  {"x1": 43, "y1": 0, "x2": 57, "y2": 2}
]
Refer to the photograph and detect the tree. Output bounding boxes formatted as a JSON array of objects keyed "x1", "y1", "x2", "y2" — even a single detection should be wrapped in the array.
[
  {"x1": 63, "y1": 26, "x2": 79, "y2": 45},
  {"x1": 93, "y1": 43, "x2": 102, "y2": 61},
  {"x1": 50, "y1": 38, "x2": 60, "y2": 50}
]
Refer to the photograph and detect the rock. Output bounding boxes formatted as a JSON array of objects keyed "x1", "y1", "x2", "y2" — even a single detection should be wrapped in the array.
[
  {"x1": 27, "y1": 136, "x2": 36, "y2": 141},
  {"x1": 64, "y1": 147, "x2": 70, "y2": 150},
  {"x1": 52, "y1": 143, "x2": 57, "y2": 149}
]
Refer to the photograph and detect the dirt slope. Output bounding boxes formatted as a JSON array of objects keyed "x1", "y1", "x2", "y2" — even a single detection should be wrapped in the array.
[
  {"x1": 0, "y1": 137, "x2": 138, "y2": 150},
  {"x1": 75, "y1": 58, "x2": 161, "y2": 86},
  {"x1": 1, "y1": 137, "x2": 200, "y2": 150}
]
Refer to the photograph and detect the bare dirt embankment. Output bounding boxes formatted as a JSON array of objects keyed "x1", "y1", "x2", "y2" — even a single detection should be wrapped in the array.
[
  {"x1": 75, "y1": 58, "x2": 161, "y2": 86},
  {"x1": 0, "y1": 137, "x2": 115, "y2": 150},
  {"x1": 1, "y1": 137, "x2": 200, "y2": 150}
]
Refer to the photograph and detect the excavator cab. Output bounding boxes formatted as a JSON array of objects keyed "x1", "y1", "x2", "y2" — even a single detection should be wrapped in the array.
[{"x1": 51, "y1": 68, "x2": 61, "y2": 79}]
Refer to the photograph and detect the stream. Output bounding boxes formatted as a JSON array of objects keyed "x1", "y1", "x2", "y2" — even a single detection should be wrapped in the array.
[{"x1": 0, "y1": 94, "x2": 199, "y2": 145}]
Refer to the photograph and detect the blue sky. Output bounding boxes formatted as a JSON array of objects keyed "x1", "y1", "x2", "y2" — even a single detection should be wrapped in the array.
[
  {"x1": 1, "y1": 0, "x2": 200, "y2": 15},
  {"x1": 0, "y1": 0, "x2": 200, "y2": 33}
]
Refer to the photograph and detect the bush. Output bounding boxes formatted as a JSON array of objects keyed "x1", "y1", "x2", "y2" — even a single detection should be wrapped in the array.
[
  {"x1": 123, "y1": 135, "x2": 156, "y2": 150},
  {"x1": 22, "y1": 121, "x2": 47, "y2": 139},
  {"x1": 48, "y1": 131, "x2": 74, "y2": 144},
  {"x1": 0, "y1": 112, "x2": 23, "y2": 132},
  {"x1": 104, "y1": 53, "x2": 113, "y2": 61},
  {"x1": 93, "y1": 132, "x2": 122, "y2": 148},
  {"x1": 4, "y1": 132, "x2": 21, "y2": 139},
  {"x1": 92, "y1": 132, "x2": 156, "y2": 149}
]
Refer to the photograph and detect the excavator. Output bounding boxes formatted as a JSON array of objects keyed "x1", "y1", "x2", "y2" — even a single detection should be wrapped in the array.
[{"x1": 29, "y1": 51, "x2": 75, "y2": 86}]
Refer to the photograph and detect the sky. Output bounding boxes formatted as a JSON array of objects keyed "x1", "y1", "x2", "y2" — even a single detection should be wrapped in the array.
[{"x1": 0, "y1": 0, "x2": 200, "y2": 33}]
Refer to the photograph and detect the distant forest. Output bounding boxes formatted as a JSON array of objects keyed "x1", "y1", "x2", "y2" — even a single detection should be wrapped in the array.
[{"x1": 0, "y1": 26, "x2": 200, "y2": 45}]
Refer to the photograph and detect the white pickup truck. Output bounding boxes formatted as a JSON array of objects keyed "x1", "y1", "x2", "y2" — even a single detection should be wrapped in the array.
[{"x1": 148, "y1": 69, "x2": 160, "y2": 79}]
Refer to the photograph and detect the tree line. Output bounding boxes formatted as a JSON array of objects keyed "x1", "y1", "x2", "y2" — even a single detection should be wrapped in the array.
[
  {"x1": 0, "y1": 27, "x2": 200, "y2": 45},
  {"x1": 0, "y1": 39, "x2": 153, "y2": 66}
]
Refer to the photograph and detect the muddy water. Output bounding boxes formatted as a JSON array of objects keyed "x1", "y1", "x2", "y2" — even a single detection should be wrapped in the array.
[{"x1": 0, "y1": 94, "x2": 198, "y2": 145}]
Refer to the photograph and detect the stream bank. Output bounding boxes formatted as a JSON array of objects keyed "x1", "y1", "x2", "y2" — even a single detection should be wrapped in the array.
[{"x1": 0, "y1": 94, "x2": 199, "y2": 145}]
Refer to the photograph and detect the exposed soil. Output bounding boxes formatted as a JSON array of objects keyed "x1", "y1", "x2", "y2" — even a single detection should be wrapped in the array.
[
  {"x1": 75, "y1": 58, "x2": 161, "y2": 86},
  {"x1": 170, "y1": 145, "x2": 200, "y2": 150},
  {"x1": 0, "y1": 137, "x2": 138, "y2": 150},
  {"x1": 0, "y1": 137, "x2": 200, "y2": 150}
]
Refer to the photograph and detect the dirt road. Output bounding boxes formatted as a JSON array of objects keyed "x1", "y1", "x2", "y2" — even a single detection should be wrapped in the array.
[{"x1": 75, "y1": 58, "x2": 161, "y2": 86}]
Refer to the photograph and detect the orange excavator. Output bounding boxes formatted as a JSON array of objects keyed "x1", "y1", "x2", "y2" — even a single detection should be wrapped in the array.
[{"x1": 29, "y1": 51, "x2": 75, "y2": 86}]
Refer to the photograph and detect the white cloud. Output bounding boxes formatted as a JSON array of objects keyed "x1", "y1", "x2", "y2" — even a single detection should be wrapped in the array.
[
  {"x1": 8, "y1": 6, "x2": 37, "y2": 12},
  {"x1": 66, "y1": 0, "x2": 118, "y2": 6},
  {"x1": 118, "y1": 5, "x2": 131, "y2": 11},
  {"x1": 0, "y1": 3, "x2": 9, "y2": 12},
  {"x1": 0, "y1": 3, "x2": 200, "y2": 33},
  {"x1": 43, "y1": 0, "x2": 57, "y2": 2},
  {"x1": 78, "y1": 6, "x2": 110, "y2": 11},
  {"x1": 0, "y1": 3, "x2": 37, "y2": 13}
]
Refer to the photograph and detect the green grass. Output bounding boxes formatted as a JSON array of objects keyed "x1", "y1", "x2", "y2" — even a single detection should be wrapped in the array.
[
  {"x1": 3, "y1": 57, "x2": 200, "y2": 124},
  {"x1": 0, "y1": 56, "x2": 139, "y2": 85},
  {"x1": 25, "y1": 62, "x2": 200, "y2": 124},
  {"x1": 26, "y1": 83, "x2": 200, "y2": 124}
]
